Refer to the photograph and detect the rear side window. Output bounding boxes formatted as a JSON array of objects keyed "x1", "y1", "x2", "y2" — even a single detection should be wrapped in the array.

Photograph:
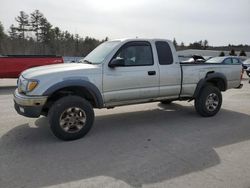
[{"x1": 155, "y1": 41, "x2": 173, "y2": 65}]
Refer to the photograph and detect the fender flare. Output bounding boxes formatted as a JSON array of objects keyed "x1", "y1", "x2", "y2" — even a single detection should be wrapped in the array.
[
  {"x1": 193, "y1": 72, "x2": 227, "y2": 98},
  {"x1": 43, "y1": 79, "x2": 104, "y2": 108}
]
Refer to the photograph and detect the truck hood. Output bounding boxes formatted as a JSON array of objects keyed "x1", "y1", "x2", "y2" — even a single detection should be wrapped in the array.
[{"x1": 22, "y1": 63, "x2": 101, "y2": 79}]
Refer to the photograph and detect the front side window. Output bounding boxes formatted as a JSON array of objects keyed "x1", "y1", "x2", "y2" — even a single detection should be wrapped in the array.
[
  {"x1": 223, "y1": 58, "x2": 232, "y2": 64},
  {"x1": 113, "y1": 42, "x2": 153, "y2": 66}
]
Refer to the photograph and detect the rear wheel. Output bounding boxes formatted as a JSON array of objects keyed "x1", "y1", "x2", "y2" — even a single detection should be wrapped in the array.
[
  {"x1": 48, "y1": 96, "x2": 94, "y2": 141},
  {"x1": 195, "y1": 85, "x2": 222, "y2": 117}
]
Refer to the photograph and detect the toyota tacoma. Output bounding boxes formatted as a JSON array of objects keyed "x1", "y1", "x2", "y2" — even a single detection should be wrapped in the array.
[{"x1": 14, "y1": 39, "x2": 243, "y2": 140}]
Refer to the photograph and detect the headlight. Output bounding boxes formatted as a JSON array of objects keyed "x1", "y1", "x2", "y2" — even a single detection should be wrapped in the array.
[
  {"x1": 18, "y1": 76, "x2": 39, "y2": 93},
  {"x1": 27, "y1": 81, "x2": 38, "y2": 92}
]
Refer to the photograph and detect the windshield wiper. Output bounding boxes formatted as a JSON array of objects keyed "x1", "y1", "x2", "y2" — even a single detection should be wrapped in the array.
[{"x1": 83, "y1": 59, "x2": 93, "y2": 64}]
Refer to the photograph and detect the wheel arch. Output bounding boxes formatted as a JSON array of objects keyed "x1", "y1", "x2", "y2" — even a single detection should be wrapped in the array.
[
  {"x1": 42, "y1": 80, "x2": 103, "y2": 115},
  {"x1": 193, "y1": 72, "x2": 227, "y2": 98}
]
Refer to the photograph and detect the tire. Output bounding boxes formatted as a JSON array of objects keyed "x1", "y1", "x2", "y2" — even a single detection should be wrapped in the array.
[
  {"x1": 48, "y1": 96, "x2": 94, "y2": 141},
  {"x1": 194, "y1": 85, "x2": 222, "y2": 117},
  {"x1": 161, "y1": 100, "x2": 172, "y2": 104}
]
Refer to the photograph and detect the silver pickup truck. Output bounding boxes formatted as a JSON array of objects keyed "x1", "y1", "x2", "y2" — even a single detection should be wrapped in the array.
[{"x1": 14, "y1": 39, "x2": 243, "y2": 140}]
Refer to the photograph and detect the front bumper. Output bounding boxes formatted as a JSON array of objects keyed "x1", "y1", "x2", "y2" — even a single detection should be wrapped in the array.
[{"x1": 13, "y1": 89, "x2": 48, "y2": 118}]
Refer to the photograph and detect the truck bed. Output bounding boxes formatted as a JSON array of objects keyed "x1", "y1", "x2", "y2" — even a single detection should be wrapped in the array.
[{"x1": 180, "y1": 63, "x2": 242, "y2": 97}]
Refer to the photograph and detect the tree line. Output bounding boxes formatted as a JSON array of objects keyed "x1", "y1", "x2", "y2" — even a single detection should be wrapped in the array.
[
  {"x1": 0, "y1": 10, "x2": 249, "y2": 57},
  {"x1": 0, "y1": 10, "x2": 107, "y2": 56},
  {"x1": 173, "y1": 38, "x2": 249, "y2": 56}
]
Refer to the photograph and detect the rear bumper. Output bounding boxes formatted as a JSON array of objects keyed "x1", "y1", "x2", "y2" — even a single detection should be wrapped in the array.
[{"x1": 13, "y1": 89, "x2": 47, "y2": 118}]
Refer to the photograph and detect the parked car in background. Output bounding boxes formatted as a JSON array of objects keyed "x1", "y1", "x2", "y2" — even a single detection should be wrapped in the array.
[
  {"x1": 205, "y1": 56, "x2": 243, "y2": 65},
  {"x1": 0, "y1": 55, "x2": 63, "y2": 78},
  {"x1": 206, "y1": 56, "x2": 244, "y2": 79},
  {"x1": 242, "y1": 59, "x2": 250, "y2": 77}
]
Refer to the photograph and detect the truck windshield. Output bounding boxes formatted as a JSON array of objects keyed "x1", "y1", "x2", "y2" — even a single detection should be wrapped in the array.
[{"x1": 80, "y1": 41, "x2": 120, "y2": 64}]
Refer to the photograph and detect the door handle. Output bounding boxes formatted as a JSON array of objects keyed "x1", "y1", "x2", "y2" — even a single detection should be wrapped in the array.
[{"x1": 148, "y1": 71, "x2": 156, "y2": 76}]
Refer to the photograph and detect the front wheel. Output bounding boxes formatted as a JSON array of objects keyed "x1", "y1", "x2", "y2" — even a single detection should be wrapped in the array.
[
  {"x1": 195, "y1": 85, "x2": 222, "y2": 117},
  {"x1": 48, "y1": 96, "x2": 94, "y2": 141}
]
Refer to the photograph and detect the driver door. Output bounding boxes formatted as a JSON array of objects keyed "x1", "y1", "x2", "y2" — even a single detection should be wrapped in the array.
[{"x1": 103, "y1": 41, "x2": 159, "y2": 106}]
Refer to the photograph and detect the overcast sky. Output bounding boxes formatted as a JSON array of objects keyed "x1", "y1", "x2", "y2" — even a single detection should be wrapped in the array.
[{"x1": 1, "y1": 0, "x2": 250, "y2": 46}]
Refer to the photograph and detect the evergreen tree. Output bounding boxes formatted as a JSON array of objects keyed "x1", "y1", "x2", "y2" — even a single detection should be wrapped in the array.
[
  {"x1": 189, "y1": 41, "x2": 202, "y2": 49},
  {"x1": 53, "y1": 27, "x2": 61, "y2": 54},
  {"x1": 0, "y1": 21, "x2": 6, "y2": 40},
  {"x1": 239, "y1": 50, "x2": 246, "y2": 56},
  {"x1": 15, "y1": 11, "x2": 29, "y2": 39},
  {"x1": 30, "y1": 10, "x2": 44, "y2": 42},
  {"x1": 219, "y1": 51, "x2": 225, "y2": 56},
  {"x1": 75, "y1": 34, "x2": 80, "y2": 55},
  {"x1": 54, "y1": 27, "x2": 61, "y2": 40},
  {"x1": 8, "y1": 24, "x2": 18, "y2": 39},
  {"x1": 0, "y1": 22, "x2": 7, "y2": 53},
  {"x1": 203, "y1": 40, "x2": 208, "y2": 49},
  {"x1": 173, "y1": 38, "x2": 177, "y2": 48},
  {"x1": 229, "y1": 49, "x2": 237, "y2": 56},
  {"x1": 103, "y1": 36, "x2": 109, "y2": 42},
  {"x1": 39, "y1": 17, "x2": 52, "y2": 43}
]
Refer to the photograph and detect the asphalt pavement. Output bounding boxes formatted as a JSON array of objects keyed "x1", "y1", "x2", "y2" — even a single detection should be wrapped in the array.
[{"x1": 0, "y1": 77, "x2": 250, "y2": 188}]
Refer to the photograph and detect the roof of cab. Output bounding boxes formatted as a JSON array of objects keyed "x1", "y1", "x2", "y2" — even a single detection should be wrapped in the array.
[{"x1": 110, "y1": 38, "x2": 172, "y2": 43}]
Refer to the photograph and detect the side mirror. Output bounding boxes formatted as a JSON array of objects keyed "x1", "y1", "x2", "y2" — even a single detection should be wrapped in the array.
[{"x1": 109, "y1": 58, "x2": 125, "y2": 68}]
